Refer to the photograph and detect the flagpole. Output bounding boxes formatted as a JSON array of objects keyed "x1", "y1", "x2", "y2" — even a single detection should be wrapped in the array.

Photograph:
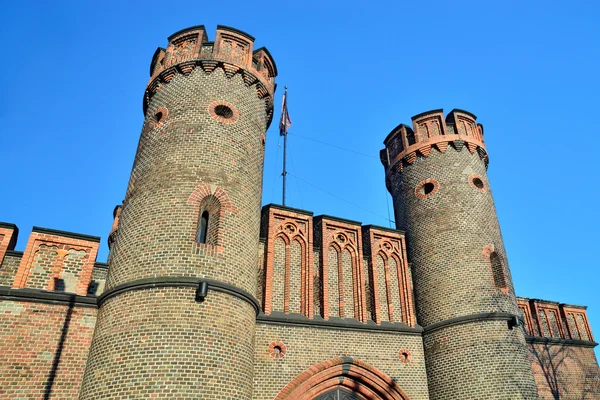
[{"x1": 282, "y1": 86, "x2": 288, "y2": 206}]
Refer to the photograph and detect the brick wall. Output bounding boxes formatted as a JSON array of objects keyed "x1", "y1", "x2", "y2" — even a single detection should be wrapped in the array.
[
  {"x1": 0, "y1": 300, "x2": 96, "y2": 399},
  {"x1": 253, "y1": 323, "x2": 429, "y2": 400}
]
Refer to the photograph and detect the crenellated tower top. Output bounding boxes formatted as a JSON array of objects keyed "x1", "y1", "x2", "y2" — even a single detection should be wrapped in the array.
[
  {"x1": 380, "y1": 109, "x2": 487, "y2": 178},
  {"x1": 145, "y1": 25, "x2": 278, "y2": 125}
]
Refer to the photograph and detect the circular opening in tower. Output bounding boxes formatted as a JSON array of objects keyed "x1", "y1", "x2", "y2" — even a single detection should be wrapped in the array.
[
  {"x1": 415, "y1": 179, "x2": 439, "y2": 199},
  {"x1": 215, "y1": 105, "x2": 234, "y2": 119},
  {"x1": 423, "y1": 182, "x2": 434, "y2": 195},
  {"x1": 154, "y1": 111, "x2": 163, "y2": 122},
  {"x1": 398, "y1": 349, "x2": 411, "y2": 363},
  {"x1": 469, "y1": 174, "x2": 486, "y2": 192},
  {"x1": 273, "y1": 346, "x2": 282, "y2": 355}
]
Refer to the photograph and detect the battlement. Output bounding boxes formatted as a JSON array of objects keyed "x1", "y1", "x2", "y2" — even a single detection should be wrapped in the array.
[
  {"x1": 0, "y1": 223, "x2": 107, "y2": 296},
  {"x1": 145, "y1": 25, "x2": 278, "y2": 115},
  {"x1": 517, "y1": 297, "x2": 595, "y2": 342},
  {"x1": 381, "y1": 109, "x2": 487, "y2": 173}
]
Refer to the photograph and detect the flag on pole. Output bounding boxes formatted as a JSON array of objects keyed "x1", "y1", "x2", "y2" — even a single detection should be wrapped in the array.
[{"x1": 279, "y1": 90, "x2": 292, "y2": 136}]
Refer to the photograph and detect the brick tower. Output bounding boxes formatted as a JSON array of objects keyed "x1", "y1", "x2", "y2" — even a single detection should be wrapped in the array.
[
  {"x1": 381, "y1": 110, "x2": 539, "y2": 399},
  {"x1": 79, "y1": 25, "x2": 276, "y2": 399}
]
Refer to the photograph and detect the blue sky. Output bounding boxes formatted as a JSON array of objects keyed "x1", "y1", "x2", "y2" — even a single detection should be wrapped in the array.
[{"x1": 1, "y1": 1, "x2": 599, "y2": 352}]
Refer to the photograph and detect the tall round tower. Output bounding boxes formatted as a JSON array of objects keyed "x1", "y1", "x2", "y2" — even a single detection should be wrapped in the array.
[
  {"x1": 381, "y1": 109, "x2": 539, "y2": 399},
  {"x1": 80, "y1": 25, "x2": 277, "y2": 399}
]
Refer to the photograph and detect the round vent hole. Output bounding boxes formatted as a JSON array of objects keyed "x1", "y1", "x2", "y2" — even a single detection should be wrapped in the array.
[
  {"x1": 473, "y1": 177, "x2": 484, "y2": 189},
  {"x1": 423, "y1": 182, "x2": 435, "y2": 194},
  {"x1": 215, "y1": 105, "x2": 234, "y2": 119}
]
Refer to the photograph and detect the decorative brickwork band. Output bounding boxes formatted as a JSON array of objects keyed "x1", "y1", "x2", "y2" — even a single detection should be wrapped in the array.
[
  {"x1": 362, "y1": 226, "x2": 415, "y2": 327},
  {"x1": 315, "y1": 216, "x2": 367, "y2": 322},
  {"x1": 13, "y1": 228, "x2": 100, "y2": 295},
  {"x1": 517, "y1": 297, "x2": 594, "y2": 342},
  {"x1": 274, "y1": 357, "x2": 412, "y2": 400},
  {"x1": 144, "y1": 25, "x2": 277, "y2": 127},
  {"x1": 262, "y1": 205, "x2": 313, "y2": 317},
  {"x1": 381, "y1": 109, "x2": 488, "y2": 176}
]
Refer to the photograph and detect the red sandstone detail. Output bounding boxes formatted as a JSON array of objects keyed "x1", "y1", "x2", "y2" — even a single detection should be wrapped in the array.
[
  {"x1": 263, "y1": 207, "x2": 313, "y2": 317},
  {"x1": 12, "y1": 231, "x2": 99, "y2": 295},
  {"x1": 268, "y1": 341, "x2": 287, "y2": 359},
  {"x1": 363, "y1": 226, "x2": 415, "y2": 327},
  {"x1": 317, "y1": 218, "x2": 367, "y2": 322},
  {"x1": 274, "y1": 357, "x2": 412, "y2": 400}
]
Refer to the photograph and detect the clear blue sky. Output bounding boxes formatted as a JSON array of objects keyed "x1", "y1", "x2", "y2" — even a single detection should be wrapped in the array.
[{"x1": 1, "y1": 1, "x2": 599, "y2": 352}]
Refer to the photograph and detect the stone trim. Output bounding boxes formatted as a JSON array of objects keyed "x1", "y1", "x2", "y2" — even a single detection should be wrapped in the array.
[
  {"x1": 5, "y1": 250, "x2": 23, "y2": 257},
  {"x1": 262, "y1": 203, "x2": 314, "y2": 217},
  {"x1": 257, "y1": 311, "x2": 422, "y2": 335},
  {"x1": 524, "y1": 335, "x2": 598, "y2": 348},
  {"x1": 97, "y1": 276, "x2": 261, "y2": 315},
  {"x1": 0, "y1": 286, "x2": 97, "y2": 308},
  {"x1": 31, "y1": 227, "x2": 100, "y2": 243},
  {"x1": 422, "y1": 312, "x2": 522, "y2": 334}
]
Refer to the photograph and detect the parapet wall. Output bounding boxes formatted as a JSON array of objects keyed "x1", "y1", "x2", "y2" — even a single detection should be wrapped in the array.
[
  {"x1": 260, "y1": 204, "x2": 416, "y2": 327},
  {"x1": 517, "y1": 297, "x2": 594, "y2": 341},
  {"x1": 381, "y1": 109, "x2": 487, "y2": 176},
  {"x1": 145, "y1": 25, "x2": 277, "y2": 123},
  {"x1": 0, "y1": 224, "x2": 106, "y2": 296},
  {"x1": 517, "y1": 297, "x2": 600, "y2": 399}
]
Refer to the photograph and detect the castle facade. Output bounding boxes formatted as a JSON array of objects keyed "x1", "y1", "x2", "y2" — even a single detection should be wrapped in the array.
[{"x1": 0, "y1": 25, "x2": 598, "y2": 399}]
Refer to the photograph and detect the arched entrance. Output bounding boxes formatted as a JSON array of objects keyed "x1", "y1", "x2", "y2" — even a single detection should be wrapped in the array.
[{"x1": 274, "y1": 356, "x2": 412, "y2": 400}]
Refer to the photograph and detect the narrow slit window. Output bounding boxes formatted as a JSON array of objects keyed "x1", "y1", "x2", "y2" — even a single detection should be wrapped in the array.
[
  {"x1": 198, "y1": 211, "x2": 209, "y2": 244},
  {"x1": 490, "y1": 252, "x2": 507, "y2": 290}
]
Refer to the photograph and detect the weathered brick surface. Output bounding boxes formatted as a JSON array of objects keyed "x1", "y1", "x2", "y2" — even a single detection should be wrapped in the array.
[
  {"x1": 80, "y1": 289, "x2": 256, "y2": 399},
  {"x1": 0, "y1": 301, "x2": 96, "y2": 399},
  {"x1": 422, "y1": 320, "x2": 537, "y2": 399},
  {"x1": 0, "y1": 253, "x2": 21, "y2": 287},
  {"x1": 253, "y1": 323, "x2": 429, "y2": 400},
  {"x1": 528, "y1": 342, "x2": 600, "y2": 399}
]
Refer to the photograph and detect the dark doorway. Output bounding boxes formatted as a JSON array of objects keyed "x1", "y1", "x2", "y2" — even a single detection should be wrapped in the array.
[{"x1": 314, "y1": 387, "x2": 366, "y2": 400}]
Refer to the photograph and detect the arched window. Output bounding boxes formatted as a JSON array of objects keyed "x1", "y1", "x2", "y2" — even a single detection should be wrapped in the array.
[
  {"x1": 197, "y1": 211, "x2": 209, "y2": 244},
  {"x1": 490, "y1": 251, "x2": 507, "y2": 290}
]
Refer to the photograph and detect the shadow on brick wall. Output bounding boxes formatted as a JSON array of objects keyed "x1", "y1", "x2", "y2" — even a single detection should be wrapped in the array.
[{"x1": 43, "y1": 296, "x2": 75, "y2": 400}]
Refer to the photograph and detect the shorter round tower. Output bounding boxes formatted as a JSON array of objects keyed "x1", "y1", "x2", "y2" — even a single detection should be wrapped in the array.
[{"x1": 381, "y1": 109, "x2": 538, "y2": 399}]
